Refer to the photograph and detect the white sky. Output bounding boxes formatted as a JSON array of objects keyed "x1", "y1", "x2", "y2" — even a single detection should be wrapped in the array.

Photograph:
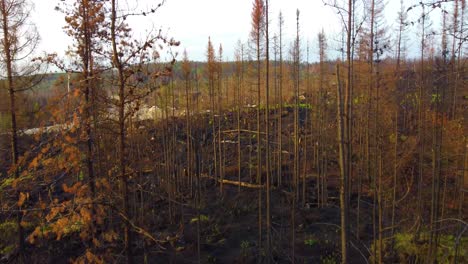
[{"x1": 31, "y1": 0, "x2": 410, "y2": 62}]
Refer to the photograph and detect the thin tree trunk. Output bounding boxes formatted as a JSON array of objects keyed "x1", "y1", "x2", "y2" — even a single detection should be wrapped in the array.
[
  {"x1": 336, "y1": 63, "x2": 348, "y2": 264},
  {"x1": 195, "y1": 133, "x2": 202, "y2": 264},
  {"x1": 81, "y1": 4, "x2": 96, "y2": 233},
  {"x1": 455, "y1": 140, "x2": 467, "y2": 263},
  {"x1": 416, "y1": 6, "x2": 426, "y2": 238},
  {"x1": 265, "y1": 1, "x2": 271, "y2": 261},
  {"x1": 111, "y1": 1, "x2": 132, "y2": 262},
  {"x1": 339, "y1": 1, "x2": 353, "y2": 261},
  {"x1": 217, "y1": 51, "x2": 224, "y2": 194},
  {"x1": 184, "y1": 64, "x2": 192, "y2": 196},
  {"x1": 278, "y1": 12, "x2": 284, "y2": 188},
  {"x1": 1, "y1": 0, "x2": 23, "y2": 254},
  {"x1": 237, "y1": 47, "x2": 243, "y2": 194},
  {"x1": 391, "y1": 111, "x2": 398, "y2": 239},
  {"x1": 256, "y1": 18, "x2": 263, "y2": 256}
]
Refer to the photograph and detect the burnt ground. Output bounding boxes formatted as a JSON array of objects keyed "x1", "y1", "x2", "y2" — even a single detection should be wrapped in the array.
[
  {"x1": 129, "y1": 107, "x2": 376, "y2": 263},
  {"x1": 142, "y1": 178, "x2": 374, "y2": 264},
  {"x1": 1, "y1": 107, "x2": 385, "y2": 263}
]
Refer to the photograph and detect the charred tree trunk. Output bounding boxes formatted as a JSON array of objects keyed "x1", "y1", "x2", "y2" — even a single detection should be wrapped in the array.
[
  {"x1": 1, "y1": 0, "x2": 23, "y2": 256},
  {"x1": 111, "y1": 1, "x2": 132, "y2": 262}
]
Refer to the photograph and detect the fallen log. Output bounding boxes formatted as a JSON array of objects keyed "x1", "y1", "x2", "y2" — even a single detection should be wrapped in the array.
[
  {"x1": 218, "y1": 179, "x2": 264, "y2": 189},
  {"x1": 200, "y1": 174, "x2": 263, "y2": 188}
]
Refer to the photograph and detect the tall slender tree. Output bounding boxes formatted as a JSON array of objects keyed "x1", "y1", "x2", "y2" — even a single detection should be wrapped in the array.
[
  {"x1": 277, "y1": 11, "x2": 284, "y2": 188},
  {"x1": 291, "y1": 9, "x2": 301, "y2": 263},
  {"x1": 264, "y1": 0, "x2": 271, "y2": 261},
  {"x1": 110, "y1": 1, "x2": 133, "y2": 261},
  {"x1": 206, "y1": 37, "x2": 217, "y2": 185},
  {"x1": 218, "y1": 44, "x2": 224, "y2": 194},
  {"x1": 0, "y1": 0, "x2": 40, "y2": 257},
  {"x1": 182, "y1": 49, "x2": 192, "y2": 194},
  {"x1": 317, "y1": 29, "x2": 328, "y2": 207},
  {"x1": 341, "y1": 0, "x2": 353, "y2": 261},
  {"x1": 109, "y1": 1, "x2": 176, "y2": 261},
  {"x1": 60, "y1": 0, "x2": 107, "y2": 228},
  {"x1": 234, "y1": 40, "x2": 244, "y2": 193},
  {"x1": 249, "y1": 0, "x2": 264, "y2": 255}
]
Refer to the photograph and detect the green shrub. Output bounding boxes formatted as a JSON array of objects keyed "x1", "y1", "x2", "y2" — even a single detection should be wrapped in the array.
[
  {"x1": 190, "y1": 214, "x2": 209, "y2": 223},
  {"x1": 391, "y1": 232, "x2": 468, "y2": 263},
  {"x1": 320, "y1": 255, "x2": 337, "y2": 264},
  {"x1": 0, "y1": 221, "x2": 17, "y2": 255},
  {"x1": 304, "y1": 237, "x2": 318, "y2": 247},
  {"x1": 240, "y1": 240, "x2": 250, "y2": 257}
]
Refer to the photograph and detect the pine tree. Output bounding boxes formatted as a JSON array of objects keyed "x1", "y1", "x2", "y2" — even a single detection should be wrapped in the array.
[
  {"x1": 0, "y1": 0, "x2": 40, "y2": 257},
  {"x1": 249, "y1": 0, "x2": 264, "y2": 255}
]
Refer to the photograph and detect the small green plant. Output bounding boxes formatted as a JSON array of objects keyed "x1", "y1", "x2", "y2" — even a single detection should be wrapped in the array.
[
  {"x1": 206, "y1": 224, "x2": 222, "y2": 244},
  {"x1": 304, "y1": 237, "x2": 318, "y2": 247},
  {"x1": 78, "y1": 170, "x2": 84, "y2": 181},
  {"x1": 320, "y1": 255, "x2": 337, "y2": 264},
  {"x1": 298, "y1": 103, "x2": 313, "y2": 109},
  {"x1": 190, "y1": 214, "x2": 209, "y2": 223},
  {"x1": 369, "y1": 239, "x2": 389, "y2": 263},
  {"x1": 217, "y1": 238, "x2": 226, "y2": 245},
  {"x1": 0, "y1": 221, "x2": 17, "y2": 255},
  {"x1": 0, "y1": 244, "x2": 15, "y2": 255},
  {"x1": 241, "y1": 240, "x2": 250, "y2": 249},
  {"x1": 240, "y1": 240, "x2": 250, "y2": 257},
  {"x1": 0, "y1": 113, "x2": 11, "y2": 131},
  {"x1": 431, "y1": 93, "x2": 441, "y2": 103},
  {"x1": 0, "y1": 177, "x2": 15, "y2": 190},
  {"x1": 206, "y1": 254, "x2": 217, "y2": 263}
]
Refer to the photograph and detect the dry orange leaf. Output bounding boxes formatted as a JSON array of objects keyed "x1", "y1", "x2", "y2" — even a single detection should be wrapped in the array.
[{"x1": 18, "y1": 192, "x2": 27, "y2": 207}]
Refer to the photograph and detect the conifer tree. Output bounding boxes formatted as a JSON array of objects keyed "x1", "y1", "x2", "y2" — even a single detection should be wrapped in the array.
[
  {"x1": 249, "y1": 0, "x2": 264, "y2": 255},
  {"x1": 264, "y1": 0, "x2": 271, "y2": 260},
  {"x1": 0, "y1": 0, "x2": 40, "y2": 257}
]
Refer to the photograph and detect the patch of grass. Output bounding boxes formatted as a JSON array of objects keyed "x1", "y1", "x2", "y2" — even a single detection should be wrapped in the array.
[
  {"x1": 1, "y1": 177, "x2": 15, "y2": 190},
  {"x1": 190, "y1": 214, "x2": 209, "y2": 223},
  {"x1": 0, "y1": 221, "x2": 17, "y2": 236},
  {"x1": 0, "y1": 221, "x2": 17, "y2": 256},
  {"x1": 0, "y1": 113, "x2": 11, "y2": 131},
  {"x1": 320, "y1": 255, "x2": 337, "y2": 264},
  {"x1": 240, "y1": 240, "x2": 250, "y2": 257},
  {"x1": 282, "y1": 103, "x2": 313, "y2": 110},
  {"x1": 240, "y1": 240, "x2": 250, "y2": 248},
  {"x1": 217, "y1": 238, "x2": 226, "y2": 245},
  {"x1": 304, "y1": 237, "x2": 318, "y2": 247},
  {"x1": 375, "y1": 232, "x2": 468, "y2": 263},
  {"x1": 206, "y1": 254, "x2": 217, "y2": 263}
]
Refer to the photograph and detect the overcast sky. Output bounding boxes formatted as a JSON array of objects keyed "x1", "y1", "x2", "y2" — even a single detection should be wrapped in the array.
[{"x1": 32, "y1": 0, "x2": 410, "y2": 62}]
